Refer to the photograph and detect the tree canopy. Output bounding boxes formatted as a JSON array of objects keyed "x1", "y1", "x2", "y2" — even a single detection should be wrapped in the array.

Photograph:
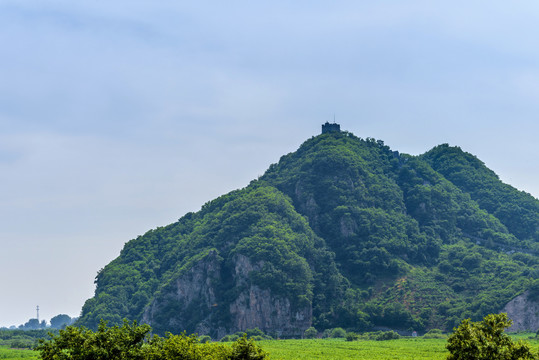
[
  {"x1": 36, "y1": 320, "x2": 268, "y2": 360},
  {"x1": 446, "y1": 313, "x2": 537, "y2": 360}
]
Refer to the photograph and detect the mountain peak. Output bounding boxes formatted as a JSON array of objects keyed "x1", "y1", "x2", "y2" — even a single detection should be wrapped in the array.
[{"x1": 77, "y1": 132, "x2": 539, "y2": 337}]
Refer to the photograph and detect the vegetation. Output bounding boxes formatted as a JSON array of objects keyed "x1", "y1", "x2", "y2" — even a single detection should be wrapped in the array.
[
  {"x1": 303, "y1": 327, "x2": 317, "y2": 339},
  {"x1": 36, "y1": 320, "x2": 268, "y2": 360},
  {"x1": 446, "y1": 313, "x2": 537, "y2": 359},
  {"x1": 0, "y1": 330, "x2": 55, "y2": 350},
  {"x1": 0, "y1": 346, "x2": 38, "y2": 359},
  {"x1": 422, "y1": 144, "x2": 539, "y2": 245},
  {"x1": 49, "y1": 314, "x2": 75, "y2": 329},
  {"x1": 77, "y1": 131, "x2": 539, "y2": 335},
  {"x1": 257, "y1": 338, "x2": 450, "y2": 359},
  {"x1": 2, "y1": 324, "x2": 539, "y2": 360}
]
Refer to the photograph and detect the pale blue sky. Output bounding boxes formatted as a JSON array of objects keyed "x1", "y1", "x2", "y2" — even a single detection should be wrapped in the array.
[{"x1": 1, "y1": 1, "x2": 538, "y2": 327}]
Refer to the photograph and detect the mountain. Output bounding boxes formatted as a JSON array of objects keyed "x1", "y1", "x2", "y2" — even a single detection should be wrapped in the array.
[{"x1": 77, "y1": 129, "x2": 539, "y2": 338}]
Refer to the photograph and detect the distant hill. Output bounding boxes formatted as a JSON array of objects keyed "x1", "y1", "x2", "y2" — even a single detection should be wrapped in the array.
[{"x1": 77, "y1": 130, "x2": 539, "y2": 338}]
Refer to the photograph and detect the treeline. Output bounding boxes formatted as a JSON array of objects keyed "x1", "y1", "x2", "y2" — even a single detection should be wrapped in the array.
[
  {"x1": 3, "y1": 314, "x2": 76, "y2": 331},
  {"x1": 0, "y1": 329, "x2": 55, "y2": 349},
  {"x1": 36, "y1": 320, "x2": 268, "y2": 360}
]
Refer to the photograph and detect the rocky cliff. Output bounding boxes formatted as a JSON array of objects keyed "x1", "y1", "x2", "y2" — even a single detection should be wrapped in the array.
[
  {"x1": 142, "y1": 250, "x2": 223, "y2": 337},
  {"x1": 140, "y1": 251, "x2": 311, "y2": 338},
  {"x1": 502, "y1": 291, "x2": 539, "y2": 332},
  {"x1": 228, "y1": 254, "x2": 311, "y2": 337}
]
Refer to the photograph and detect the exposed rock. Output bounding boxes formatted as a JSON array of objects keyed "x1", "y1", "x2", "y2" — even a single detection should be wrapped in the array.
[
  {"x1": 295, "y1": 181, "x2": 320, "y2": 231},
  {"x1": 229, "y1": 255, "x2": 312, "y2": 337},
  {"x1": 340, "y1": 216, "x2": 357, "y2": 238},
  {"x1": 501, "y1": 291, "x2": 539, "y2": 332},
  {"x1": 142, "y1": 250, "x2": 222, "y2": 336},
  {"x1": 142, "y1": 252, "x2": 311, "y2": 338}
]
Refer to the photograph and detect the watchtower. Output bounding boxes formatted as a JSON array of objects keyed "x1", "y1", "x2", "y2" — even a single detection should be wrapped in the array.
[{"x1": 322, "y1": 121, "x2": 340, "y2": 134}]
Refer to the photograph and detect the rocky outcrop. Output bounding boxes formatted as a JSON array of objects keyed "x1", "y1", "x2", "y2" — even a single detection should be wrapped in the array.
[
  {"x1": 142, "y1": 252, "x2": 311, "y2": 338},
  {"x1": 229, "y1": 255, "x2": 312, "y2": 337},
  {"x1": 142, "y1": 250, "x2": 223, "y2": 337},
  {"x1": 501, "y1": 291, "x2": 539, "y2": 332}
]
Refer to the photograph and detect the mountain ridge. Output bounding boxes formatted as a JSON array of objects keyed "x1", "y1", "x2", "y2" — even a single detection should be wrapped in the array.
[{"x1": 77, "y1": 130, "x2": 539, "y2": 337}]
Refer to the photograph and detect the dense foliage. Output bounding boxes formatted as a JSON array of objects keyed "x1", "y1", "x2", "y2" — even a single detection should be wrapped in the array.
[
  {"x1": 446, "y1": 313, "x2": 536, "y2": 360},
  {"x1": 78, "y1": 131, "x2": 539, "y2": 335},
  {"x1": 422, "y1": 144, "x2": 539, "y2": 245},
  {"x1": 0, "y1": 329, "x2": 56, "y2": 349},
  {"x1": 36, "y1": 320, "x2": 268, "y2": 360}
]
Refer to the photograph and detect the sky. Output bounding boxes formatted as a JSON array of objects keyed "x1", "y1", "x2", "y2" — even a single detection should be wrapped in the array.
[{"x1": 1, "y1": 1, "x2": 538, "y2": 327}]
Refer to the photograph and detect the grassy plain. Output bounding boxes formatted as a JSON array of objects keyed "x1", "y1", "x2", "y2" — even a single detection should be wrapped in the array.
[
  {"x1": 0, "y1": 346, "x2": 38, "y2": 360},
  {"x1": 2, "y1": 334, "x2": 539, "y2": 360},
  {"x1": 259, "y1": 338, "x2": 448, "y2": 360}
]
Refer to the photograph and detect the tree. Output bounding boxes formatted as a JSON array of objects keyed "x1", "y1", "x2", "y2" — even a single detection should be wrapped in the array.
[
  {"x1": 50, "y1": 314, "x2": 73, "y2": 329},
  {"x1": 446, "y1": 313, "x2": 537, "y2": 360},
  {"x1": 36, "y1": 320, "x2": 150, "y2": 360},
  {"x1": 304, "y1": 326, "x2": 317, "y2": 339},
  {"x1": 19, "y1": 318, "x2": 42, "y2": 330},
  {"x1": 229, "y1": 335, "x2": 268, "y2": 360},
  {"x1": 330, "y1": 327, "x2": 346, "y2": 338},
  {"x1": 36, "y1": 320, "x2": 269, "y2": 360}
]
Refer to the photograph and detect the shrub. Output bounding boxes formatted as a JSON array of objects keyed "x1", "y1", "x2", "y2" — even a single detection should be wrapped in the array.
[
  {"x1": 229, "y1": 335, "x2": 269, "y2": 360},
  {"x1": 10, "y1": 339, "x2": 30, "y2": 349},
  {"x1": 345, "y1": 332, "x2": 360, "y2": 341},
  {"x1": 244, "y1": 328, "x2": 265, "y2": 338},
  {"x1": 35, "y1": 320, "x2": 269, "y2": 360},
  {"x1": 423, "y1": 329, "x2": 446, "y2": 339},
  {"x1": 234, "y1": 328, "x2": 273, "y2": 340},
  {"x1": 304, "y1": 327, "x2": 317, "y2": 339},
  {"x1": 198, "y1": 335, "x2": 211, "y2": 343},
  {"x1": 330, "y1": 327, "x2": 347, "y2": 338},
  {"x1": 375, "y1": 330, "x2": 400, "y2": 341},
  {"x1": 446, "y1": 313, "x2": 537, "y2": 360},
  {"x1": 221, "y1": 334, "x2": 240, "y2": 342}
]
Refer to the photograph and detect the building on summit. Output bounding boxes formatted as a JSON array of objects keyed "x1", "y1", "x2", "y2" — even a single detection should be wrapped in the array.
[{"x1": 322, "y1": 122, "x2": 341, "y2": 134}]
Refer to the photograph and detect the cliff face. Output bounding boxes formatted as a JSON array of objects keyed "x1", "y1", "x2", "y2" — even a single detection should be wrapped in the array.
[
  {"x1": 142, "y1": 250, "x2": 223, "y2": 337},
  {"x1": 142, "y1": 252, "x2": 312, "y2": 338},
  {"x1": 229, "y1": 255, "x2": 312, "y2": 337},
  {"x1": 502, "y1": 292, "x2": 539, "y2": 332}
]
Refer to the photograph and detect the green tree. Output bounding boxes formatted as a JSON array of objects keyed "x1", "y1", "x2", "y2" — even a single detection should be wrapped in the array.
[
  {"x1": 36, "y1": 320, "x2": 150, "y2": 360},
  {"x1": 20, "y1": 318, "x2": 41, "y2": 330},
  {"x1": 303, "y1": 327, "x2": 317, "y2": 339},
  {"x1": 36, "y1": 320, "x2": 268, "y2": 360},
  {"x1": 330, "y1": 327, "x2": 346, "y2": 338},
  {"x1": 228, "y1": 335, "x2": 268, "y2": 360},
  {"x1": 446, "y1": 313, "x2": 537, "y2": 360},
  {"x1": 50, "y1": 314, "x2": 73, "y2": 329}
]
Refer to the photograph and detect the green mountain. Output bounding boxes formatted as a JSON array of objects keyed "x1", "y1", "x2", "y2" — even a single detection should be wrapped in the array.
[{"x1": 77, "y1": 130, "x2": 539, "y2": 337}]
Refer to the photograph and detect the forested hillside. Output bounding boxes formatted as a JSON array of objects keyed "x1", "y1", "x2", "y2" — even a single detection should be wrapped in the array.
[{"x1": 77, "y1": 130, "x2": 539, "y2": 337}]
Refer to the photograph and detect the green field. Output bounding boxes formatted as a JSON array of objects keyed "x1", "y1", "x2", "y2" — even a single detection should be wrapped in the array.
[
  {"x1": 2, "y1": 335, "x2": 539, "y2": 360},
  {"x1": 0, "y1": 346, "x2": 38, "y2": 360},
  {"x1": 258, "y1": 338, "x2": 449, "y2": 360}
]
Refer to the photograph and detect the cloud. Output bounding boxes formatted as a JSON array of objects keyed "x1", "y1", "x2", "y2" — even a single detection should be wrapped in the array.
[{"x1": 1, "y1": 0, "x2": 538, "y2": 327}]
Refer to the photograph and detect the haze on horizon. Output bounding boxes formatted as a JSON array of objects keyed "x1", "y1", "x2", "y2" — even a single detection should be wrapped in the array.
[{"x1": 1, "y1": 1, "x2": 538, "y2": 327}]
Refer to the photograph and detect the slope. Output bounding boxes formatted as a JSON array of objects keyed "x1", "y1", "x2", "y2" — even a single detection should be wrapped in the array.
[{"x1": 77, "y1": 130, "x2": 539, "y2": 335}]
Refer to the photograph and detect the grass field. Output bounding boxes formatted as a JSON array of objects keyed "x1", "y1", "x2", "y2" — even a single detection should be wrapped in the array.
[
  {"x1": 258, "y1": 338, "x2": 449, "y2": 360},
  {"x1": 2, "y1": 335, "x2": 539, "y2": 359},
  {"x1": 260, "y1": 336, "x2": 539, "y2": 360},
  {"x1": 0, "y1": 346, "x2": 38, "y2": 360}
]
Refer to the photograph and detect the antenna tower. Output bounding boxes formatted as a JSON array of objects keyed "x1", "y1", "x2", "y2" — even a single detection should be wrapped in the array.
[{"x1": 36, "y1": 305, "x2": 39, "y2": 322}]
